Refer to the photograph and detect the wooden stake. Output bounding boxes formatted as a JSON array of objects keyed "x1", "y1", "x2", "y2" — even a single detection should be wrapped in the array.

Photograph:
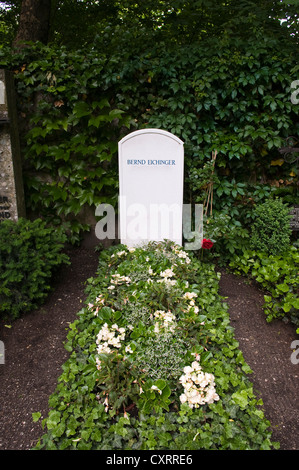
[{"x1": 204, "y1": 150, "x2": 217, "y2": 217}]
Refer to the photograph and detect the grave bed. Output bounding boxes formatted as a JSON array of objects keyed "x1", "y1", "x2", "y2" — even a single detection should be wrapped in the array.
[{"x1": 34, "y1": 241, "x2": 279, "y2": 450}]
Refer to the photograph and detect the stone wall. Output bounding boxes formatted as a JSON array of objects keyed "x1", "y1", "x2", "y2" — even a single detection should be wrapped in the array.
[{"x1": 0, "y1": 69, "x2": 25, "y2": 223}]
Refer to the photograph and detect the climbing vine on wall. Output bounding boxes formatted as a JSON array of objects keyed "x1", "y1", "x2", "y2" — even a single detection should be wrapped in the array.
[{"x1": 0, "y1": 36, "x2": 298, "y2": 240}]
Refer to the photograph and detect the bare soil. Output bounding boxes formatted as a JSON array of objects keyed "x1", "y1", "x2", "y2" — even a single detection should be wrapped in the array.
[
  {"x1": 0, "y1": 247, "x2": 298, "y2": 450},
  {"x1": 219, "y1": 269, "x2": 299, "y2": 451}
]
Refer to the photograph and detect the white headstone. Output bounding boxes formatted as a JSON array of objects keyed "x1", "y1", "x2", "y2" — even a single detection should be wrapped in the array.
[{"x1": 118, "y1": 129, "x2": 184, "y2": 247}]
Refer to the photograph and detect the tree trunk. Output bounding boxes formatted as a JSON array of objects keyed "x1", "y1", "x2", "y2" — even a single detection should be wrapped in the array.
[{"x1": 13, "y1": 0, "x2": 52, "y2": 47}]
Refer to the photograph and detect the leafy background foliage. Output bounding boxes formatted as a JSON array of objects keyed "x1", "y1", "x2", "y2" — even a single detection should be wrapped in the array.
[{"x1": 0, "y1": 31, "x2": 298, "y2": 240}]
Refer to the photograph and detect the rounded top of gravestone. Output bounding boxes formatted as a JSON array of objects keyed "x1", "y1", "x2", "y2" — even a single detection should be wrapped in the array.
[{"x1": 119, "y1": 128, "x2": 184, "y2": 146}]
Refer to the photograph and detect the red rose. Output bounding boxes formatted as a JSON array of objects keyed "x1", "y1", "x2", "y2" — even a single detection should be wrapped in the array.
[{"x1": 201, "y1": 238, "x2": 214, "y2": 249}]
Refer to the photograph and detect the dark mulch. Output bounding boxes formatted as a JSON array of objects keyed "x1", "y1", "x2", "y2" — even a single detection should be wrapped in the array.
[{"x1": 0, "y1": 247, "x2": 298, "y2": 450}]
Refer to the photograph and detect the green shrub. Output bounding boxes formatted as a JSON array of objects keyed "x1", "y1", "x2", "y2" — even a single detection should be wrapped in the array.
[
  {"x1": 34, "y1": 241, "x2": 278, "y2": 450},
  {"x1": 0, "y1": 218, "x2": 70, "y2": 320},
  {"x1": 250, "y1": 198, "x2": 292, "y2": 255},
  {"x1": 202, "y1": 210, "x2": 250, "y2": 264}
]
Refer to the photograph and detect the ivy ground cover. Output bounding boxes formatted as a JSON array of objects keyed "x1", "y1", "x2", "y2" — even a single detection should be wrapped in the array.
[{"x1": 35, "y1": 241, "x2": 279, "y2": 450}]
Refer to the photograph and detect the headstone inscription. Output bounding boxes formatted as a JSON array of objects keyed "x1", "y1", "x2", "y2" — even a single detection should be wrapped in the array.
[
  {"x1": 118, "y1": 129, "x2": 184, "y2": 247},
  {"x1": 0, "y1": 69, "x2": 25, "y2": 222}
]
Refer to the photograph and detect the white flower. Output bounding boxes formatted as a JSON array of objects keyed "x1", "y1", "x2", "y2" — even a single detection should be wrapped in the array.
[
  {"x1": 158, "y1": 278, "x2": 177, "y2": 287},
  {"x1": 96, "y1": 295, "x2": 105, "y2": 304},
  {"x1": 96, "y1": 357, "x2": 102, "y2": 370},
  {"x1": 110, "y1": 274, "x2": 131, "y2": 285},
  {"x1": 109, "y1": 337, "x2": 120, "y2": 347},
  {"x1": 151, "y1": 385, "x2": 162, "y2": 395},
  {"x1": 97, "y1": 343, "x2": 111, "y2": 354},
  {"x1": 191, "y1": 361, "x2": 201, "y2": 371},
  {"x1": 125, "y1": 345, "x2": 133, "y2": 354},
  {"x1": 96, "y1": 323, "x2": 126, "y2": 355},
  {"x1": 160, "y1": 268, "x2": 175, "y2": 278},
  {"x1": 183, "y1": 292, "x2": 197, "y2": 300},
  {"x1": 154, "y1": 310, "x2": 165, "y2": 318},
  {"x1": 153, "y1": 310, "x2": 176, "y2": 333},
  {"x1": 187, "y1": 304, "x2": 199, "y2": 314},
  {"x1": 191, "y1": 352, "x2": 201, "y2": 361},
  {"x1": 184, "y1": 381, "x2": 193, "y2": 391},
  {"x1": 176, "y1": 250, "x2": 191, "y2": 264},
  {"x1": 116, "y1": 250, "x2": 127, "y2": 257},
  {"x1": 180, "y1": 393, "x2": 187, "y2": 404},
  {"x1": 179, "y1": 361, "x2": 219, "y2": 408},
  {"x1": 183, "y1": 366, "x2": 193, "y2": 375},
  {"x1": 108, "y1": 285, "x2": 115, "y2": 290}
]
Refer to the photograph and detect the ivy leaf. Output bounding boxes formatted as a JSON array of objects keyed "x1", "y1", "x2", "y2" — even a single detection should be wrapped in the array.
[
  {"x1": 47, "y1": 410, "x2": 61, "y2": 429},
  {"x1": 109, "y1": 109, "x2": 124, "y2": 119},
  {"x1": 88, "y1": 114, "x2": 106, "y2": 127},
  {"x1": 232, "y1": 390, "x2": 249, "y2": 409},
  {"x1": 282, "y1": 302, "x2": 292, "y2": 313},
  {"x1": 155, "y1": 379, "x2": 167, "y2": 391},
  {"x1": 73, "y1": 102, "x2": 90, "y2": 118},
  {"x1": 32, "y1": 412, "x2": 41, "y2": 422},
  {"x1": 276, "y1": 283, "x2": 289, "y2": 293}
]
